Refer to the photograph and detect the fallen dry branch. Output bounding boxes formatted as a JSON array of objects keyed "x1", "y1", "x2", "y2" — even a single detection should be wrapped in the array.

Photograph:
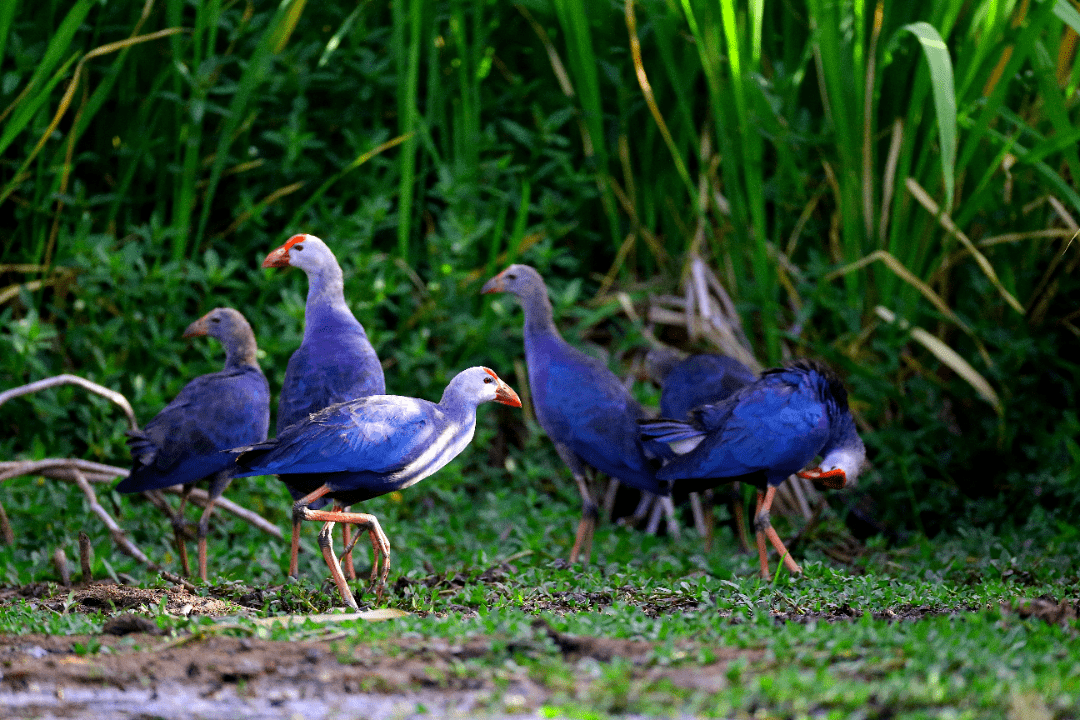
[
  {"x1": 0, "y1": 374, "x2": 138, "y2": 430},
  {"x1": 0, "y1": 458, "x2": 283, "y2": 540}
]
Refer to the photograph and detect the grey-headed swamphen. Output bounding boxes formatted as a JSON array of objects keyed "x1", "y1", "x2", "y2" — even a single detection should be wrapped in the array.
[
  {"x1": 482, "y1": 264, "x2": 673, "y2": 563},
  {"x1": 263, "y1": 233, "x2": 385, "y2": 579},
  {"x1": 233, "y1": 367, "x2": 521, "y2": 609},
  {"x1": 640, "y1": 359, "x2": 865, "y2": 579},
  {"x1": 117, "y1": 308, "x2": 270, "y2": 581},
  {"x1": 648, "y1": 348, "x2": 758, "y2": 550}
]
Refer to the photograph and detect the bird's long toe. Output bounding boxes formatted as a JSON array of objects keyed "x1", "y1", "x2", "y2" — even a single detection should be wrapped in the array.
[{"x1": 316, "y1": 521, "x2": 359, "y2": 610}]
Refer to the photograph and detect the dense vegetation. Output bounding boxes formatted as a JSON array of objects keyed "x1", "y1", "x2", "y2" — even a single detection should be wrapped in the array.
[{"x1": 2, "y1": 0, "x2": 1078, "y2": 608}]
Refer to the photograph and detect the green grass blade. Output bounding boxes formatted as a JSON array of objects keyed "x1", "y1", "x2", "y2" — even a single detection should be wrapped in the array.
[
  {"x1": 394, "y1": 0, "x2": 423, "y2": 262},
  {"x1": 0, "y1": 0, "x2": 17, "y2": 78},
  {"x1": 901, "y1": 22, "x2": 957, "y2": 211},
  {"x1": 0, "y1": 0, "x2": 93, "y2": 159},
  {"x1": 194, "y1": 0, "x2": 307, "y2": 251}
]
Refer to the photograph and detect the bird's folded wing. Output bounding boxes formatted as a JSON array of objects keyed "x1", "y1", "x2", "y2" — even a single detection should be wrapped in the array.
[{"x1": 236, "y1": 399, "x2": 434, "y2": 476}]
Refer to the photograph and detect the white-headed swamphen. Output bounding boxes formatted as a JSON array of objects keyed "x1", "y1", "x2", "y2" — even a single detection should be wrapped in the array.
[
  {"x1": 482, "y1": 264, "x2": 672, "y2": 563},
  {"x1": 640, "y1": 359, "x2": 865, "y2": 579},
  {"x1": 649, "y1": 349, "x2": 758, "y2": 550},
  {"x1": 233, "y1": 367, "x2": 521, "y2": 609},
  {"x1": 117, "y1": 308, "x2": 270, "y2": 581},
  {"x1": 263, "y1": 233, "x2": 385, "y2": 579}
]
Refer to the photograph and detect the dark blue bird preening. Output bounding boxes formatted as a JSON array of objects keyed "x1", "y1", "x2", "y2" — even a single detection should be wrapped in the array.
[
  {"x1": 263, "y1": 233, "x2": 386, "y2": 579},
  {"x1": 640, "y1": 359, "x2": 866, "y2": 579},
  {"x1": 233, "y1": 366, "x2": 521, "y2": 609},
  {"x1": 118, "y1": 307, "x2": 270, "y2": 582},
  {"x1": 482, "y1": 264, "x2": 671, "y2": 563},
  {"x1": 648, "y1": 348, "x2": 758, "y2": 550}
]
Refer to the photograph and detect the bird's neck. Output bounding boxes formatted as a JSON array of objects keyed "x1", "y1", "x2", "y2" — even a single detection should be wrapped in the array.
[
  {"x1": 435, "y1": 392, "x2": 480, "y2": 438},
  {"x1": 223, "y1": 334, "x2": 260, "y2": 370},
  {"x1": 518, "y1": 286, "x2": 559, "y2": 340},
  {"x1": 304, "y1": 266, "x2": 358, "y2": 334}
]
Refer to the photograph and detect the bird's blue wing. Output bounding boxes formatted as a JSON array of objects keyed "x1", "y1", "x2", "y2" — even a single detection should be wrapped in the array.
[
  {"x1": 237, "y1": 397, "x2": 435, "y2": 477},
  {"x1": 658, "y1": 378, "x2": 829, "y2": 483},
  {"x1": 118, "y1": 368, "x2": 269, "y2": 492}
]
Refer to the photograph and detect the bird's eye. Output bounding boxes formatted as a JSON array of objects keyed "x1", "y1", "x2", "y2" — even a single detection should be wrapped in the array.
[
  {"x1": 506, "y1": 273, "x2": 516, "y2": 280},
  {"x1": 483, "y1": 376, "x2": 492, "y2": 384},
  {"x1": 210, "y1": 316, "x2": 221, "y2": 323},
  {"x1": 293, "y1": 244, "x2": 304, "y2": 252}
]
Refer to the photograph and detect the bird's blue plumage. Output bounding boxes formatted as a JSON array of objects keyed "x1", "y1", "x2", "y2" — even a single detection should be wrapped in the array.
[
  {"x1": 118, "y1": 309, "x2": 270, "y2": 494},
  {"x1": 525, "y1": 332, "x2": 663, "y2": 494},
  {"x1": 234, "y1": 367, "x2": 518, "y2": 506},
  {"x1": 657, "y1": 353, "x2": 756, "y2": 421},
  {"x1": 642, "y1": 360, "x2": 854, "y2": 491},
  {"x1": 276, "y1": 309, "x2": 384, "y2": 432}
]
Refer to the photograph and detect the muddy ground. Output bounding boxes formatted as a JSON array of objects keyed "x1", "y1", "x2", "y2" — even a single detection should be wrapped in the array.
[{"x1": 0, "y1": 582, "x2": 1074, "y2": 719}]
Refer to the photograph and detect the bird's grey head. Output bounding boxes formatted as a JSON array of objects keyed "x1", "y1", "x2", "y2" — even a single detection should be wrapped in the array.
[
  {"x1": 442, "y1": 366, "x2": 522, "y2": 409},
  {"x1": 182, "y1": 307, "x2": 252, "y2": 343},
  {"x1": 480, "y1": 264, "x2": 545, "y2": 299}
]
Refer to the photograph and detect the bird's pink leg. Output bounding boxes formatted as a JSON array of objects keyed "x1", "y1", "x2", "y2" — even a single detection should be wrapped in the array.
[
  {"x1": 315, "y1": 520, "x2": 356, "y2": 609},
  {"x1": 173, "y1": 483, "x2": 194, "y2": 578},
  {"x1": 340, "y1": 505, "x2": 356, "y2": 580},
  {"x1": 300, "y1": 502, "x2": 391, "y2": 605},
  {"x1": 569, "y1": 474, "x2": 598, "y2": 564},
  {"x1": 754, "y1": 491, "x2": 770, "y2": 579},
  {"x1": 195, "y1": 500, "x2": 217, "y2": 583},
  {"x1": 755, "y1": 485, "x2": 803, "y2": 578},
  {"x1": 290, "y1": 486, "x2": 333, "y2": 578},
  {"x1": 730, "y1": 484, "x2": 752, "y2": 553},
  {"x1": 196, "y1": 472, "x2": 231, "y2": 583}
]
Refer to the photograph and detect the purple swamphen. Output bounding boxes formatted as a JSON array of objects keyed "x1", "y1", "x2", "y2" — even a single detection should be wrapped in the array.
[
  {"x1": 640, "y1": 359, "x2": 865, "y2": 579},
  {"x1": 118, "y1": 308, "x2": 270, "y2": 581},
  {"x1": 233, "y1": 367, "x2": 521, "y2": 609},
  {"x1": 263, "y1": 233, "x2": 386, "y2": 579},
  {"x1": 482, "y1": 264, "x2": 671, "y2": 563},
  {"x1": 649, "y1": 349, "x2": 758, "y2": 550}
]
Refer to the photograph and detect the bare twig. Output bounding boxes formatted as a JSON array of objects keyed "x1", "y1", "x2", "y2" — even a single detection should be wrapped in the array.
[
  {"x1": 0, "y1": 460, "x2": 282, "y2": 539},
  {"x1": 0, "y1": 374, "x2": 138, "y2": 431},
  {"x1": 69, "y1": 466, "x2": 155, "y2": 568},
  {"x1": 159, "y1": 570, "x2": 197, "y2": 592},
  {"x1": 79, "y1": 531, "x2": 93, "y2": 582},
  {"x1": 53, "y1": 547, "x2": 71, "y2": 586},
  {"x1": 0, "y1": 499, "x2": 12, "y2": 545}
]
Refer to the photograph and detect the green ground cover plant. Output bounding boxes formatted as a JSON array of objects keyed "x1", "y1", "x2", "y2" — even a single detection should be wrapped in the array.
[{"x1": 0, "y1": 0, "x2": 1077, "y2": 717}]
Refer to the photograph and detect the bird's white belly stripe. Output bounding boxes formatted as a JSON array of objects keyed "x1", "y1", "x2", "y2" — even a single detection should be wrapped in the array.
[
  {"x1": 394, "y1": 421, "x2": 476, "y2": 490},
  {"x1": 670, "y1": 436, "x2": 703, "y2": 455}
]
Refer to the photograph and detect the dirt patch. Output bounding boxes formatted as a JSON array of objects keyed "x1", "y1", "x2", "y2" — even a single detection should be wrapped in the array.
[
  {"x1": 0, "y1": 625, "x2": 759, "y2": 719},
  {"x1": 0, "y1": 582, "x2": 247, "y2": 617}
]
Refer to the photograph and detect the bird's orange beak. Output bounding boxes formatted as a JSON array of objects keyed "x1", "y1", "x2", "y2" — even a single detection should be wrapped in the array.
[
  {"x1": 484, "y1": 368, "x2": 521, "y2": 407},
  {"x1": 182, "y1": 312, "x2": 212, "y2": 338},
  {"x1": 262, "y1": 234, "x2": 307, "y2": 268},
  {"x1": 480, "y1": 271, "x2": 505, "y2": 295},
  {"x1": 797, "y1": 467, "x2": 847, "y2": 490}
]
